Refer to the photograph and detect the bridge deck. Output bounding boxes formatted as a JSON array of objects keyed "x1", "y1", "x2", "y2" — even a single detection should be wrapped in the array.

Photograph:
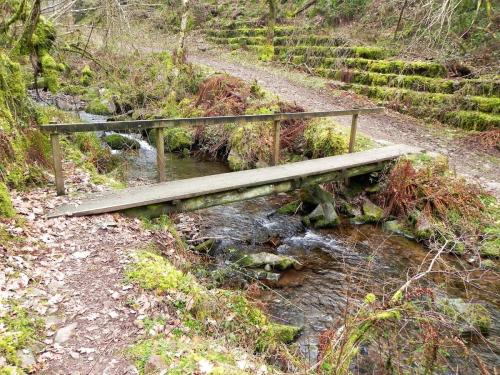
[{"x1": 48, "y1": 144, "x2": 422, "y2": 218}]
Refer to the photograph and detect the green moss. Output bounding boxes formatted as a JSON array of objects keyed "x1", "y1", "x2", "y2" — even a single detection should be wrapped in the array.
[
  {"x1": 255, "y1": 323, "x2": 301, "y2": 352},
  {"x1": 228, "y1": 122, "x2": 272, "y2": 171},
  {"x1": 321, "y1": 69, "x2": 456, "y2": 94},
  {"x1": 86, "y1": 98, "x2": 112, "y2": 115},
  {"x1": 276, "y1": 45, "x2": 387, "y2": 59},
  {"x1": 129, "y1": 335, "x2": 266, "y2": 374},
  {"x1": 289, "y1": 56, "x2": 447, "y2": 77},
  {"x1": 126, "y1": 251, "x2": 196, "y2": 294},
  {"x1": 81, "y1": 65, "x2": 93, "y2": 86},
  {"x1": 481, "y1": 238, "x2": 499, "y2": 257},
  {"x1": 164, "y1": 127, "x2": 194, "y2": 152},
  {"x1": 277, "y1": 200, "x2": 301, "y2": 215},
  {"x1": 348, "y1": 84, "x2": 500, "y2": 129},
  {"x1": 0, "y1": 303, "x2": 42, "y2": 369},
  {"x1": 443, "y1": 111, "x2": 500, "y2": 131},
  {"x1": 103, "y1": 134, "x2": 140, "y2": 150},
  {"x1": 258, "y1": 44, "x2": 274, "y2": 62},
  {"x1": 0, "y1": 182, "x2": 15, "y2": 217},
  {"x1": 39, "y1": 51, "x2": 61, "y2": 93},
  {"x1": 304, "y1": 118, "x2": 348, "y2": 158},
  {"x1": 437, "y1": 298, "x2": 492, "y2": 334}
]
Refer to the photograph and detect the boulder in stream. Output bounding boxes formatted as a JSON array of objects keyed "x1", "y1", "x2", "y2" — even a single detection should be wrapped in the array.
[
  {"x1": 362, "y1": 199, "x2": 384, "y2": 222},
  {"x1": 235, "y1": 252, "x2": 299, "y2": 271},
  {"x1": 437, "y1": 298, "x2": 492, "y2": 335},
  {"x1": 194, "y1": 239, "x2": 216, "y2": 253},
  {"x1": 299, "y1": 185, "x2": 335, "y2": 207},
  {"x1": 103, "y1": 134, "x2": 140, "y2": 150},
  {"x1": 303, "y1": 202, "x2": 340, "y2": 228},
  {"x1": 352, "y1": 199, "x2": 384, "y2": 224},
  {"x1": 382, "y1": 220, "x2": 414, "y2": 239}
]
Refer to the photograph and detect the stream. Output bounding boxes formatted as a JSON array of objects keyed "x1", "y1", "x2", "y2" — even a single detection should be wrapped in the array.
[{"x1": 79, "y1": 111, "x2": 499, "y2": 372}]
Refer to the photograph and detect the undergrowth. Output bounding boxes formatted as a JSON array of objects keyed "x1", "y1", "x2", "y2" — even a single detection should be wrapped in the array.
[
  {"x1": 377, "y1": 156, "x2": 498, "y2": 254},
  {"x1": 126, "y1": 250, "x2": 302, "y2": 374}
]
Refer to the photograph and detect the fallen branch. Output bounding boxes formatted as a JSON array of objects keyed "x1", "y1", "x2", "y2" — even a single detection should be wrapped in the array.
[{"x1": 293, "y1": 0, "x2": 317, "y2": 17}]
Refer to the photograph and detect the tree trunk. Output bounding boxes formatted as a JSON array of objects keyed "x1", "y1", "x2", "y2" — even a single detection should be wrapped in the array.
[
  {"x1": 394, "y1": 0, "x2": 409, "y2": 39},
  {"x1": 175, "y1": 0, "x2": 191, "y2": 65},
  {"x1": 266, "y1": 0, "x2": 277, "y2": 44}
]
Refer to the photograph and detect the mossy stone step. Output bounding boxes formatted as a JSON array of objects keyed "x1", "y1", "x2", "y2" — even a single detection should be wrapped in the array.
[
  {"x1": 348, "y1": 84, "x2": 500, "y2": 115},
  {"x1": 208, "y1": 34, "x2": 348, "y2": 49},
  {"x1": 316, "y1": 68, "x2": 456, "y2": 94},
  {"x1": 207, "y1": 36, "x2": 267, "y2": 46},
  {"x1": 442, "y1": 111, "x2": 500, "y2": 130},
  {"x1": 287, "y1": 55, "x2": 447, "y2": 78},
  {"x1": 273, "y1": 35, "x2": 348, "y2": 47},
  {"x1": 275, "y1": 45, "x2": 388, "y2": 60},
  {"x1": 206, "y1": 26, "x2": 296, "y2": 38}
]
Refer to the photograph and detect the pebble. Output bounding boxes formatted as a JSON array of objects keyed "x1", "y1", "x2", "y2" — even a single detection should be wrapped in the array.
[{"x1": 54, "y1": 323, "x2": 78, "y2": 344}]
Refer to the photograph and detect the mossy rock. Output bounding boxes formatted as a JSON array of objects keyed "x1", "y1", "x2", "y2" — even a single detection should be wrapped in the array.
[
  {"x1": 256, "y1": 323, "x2": 302, "y2": 352},
  {"x1": 194, "y1": 239, "x2": 216, "y2": 254},
  {"x1": 164, "y1": 127, "x2": 194, "y2": 152},
  {"x1": 103, "y1": 134, "x2": 140, "y2": 150},
  {"x1": 382, "y1": 220, "x2": 414, "y2": 239},
  {"x1": 480, "y1": 259, "x2": 498, "y2": 270},
  {"x1": 126, "y1": 251, "x2": 197, "y2": 295},
  {"x1": 0, "y1": 182, "x2": 15, "y2": 218},
  {"x1": 480, "y1": 238, "x2": 499, "y2": 257},
  {"x1": 277, "y1": 200, "x2": 302, "y2": 215},
  {"x1": 437, "y1": 298, "x2": 492, "y2": 335},
  {"x1": 86, "y1": 98, "x2": 114, "y2": 115},
  {"x1": 227, "y1": 149, "x2": 248, "y2": 171},
  {"x1": 299, "y1": 185, "x2": 336, "y2": 206},
  {"x1": 235, "y1": 252, "x2": 298, "y2": 271},
  {"x1": 303, "y1": 203, "x2": 340, "y2": 228},
  {"x1": 413, "y1": 213, "x2": 435, "y2": 240},
  {"x1": 361, "y1": 199, "x2": 384, "y2": 223}
]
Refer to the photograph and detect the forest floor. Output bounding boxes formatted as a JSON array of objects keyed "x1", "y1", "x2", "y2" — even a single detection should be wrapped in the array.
[
  {"x1": 185, "y1": 33, "x2": 500, "y2": 197},
  {"x1": 2, "y1": 163, "x2": 183, "y2": 374}
]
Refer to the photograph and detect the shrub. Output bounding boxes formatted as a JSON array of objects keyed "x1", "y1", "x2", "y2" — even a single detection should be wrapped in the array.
[
  {"x1": 0, "y1": 181, "x2": 14, "y2": 217},
  {"x1": 164, "y1": 127, "x2": 194, "y2": 152},
  {"x1": 304, "y1": 119, "x2": 348, "y2": 158}
]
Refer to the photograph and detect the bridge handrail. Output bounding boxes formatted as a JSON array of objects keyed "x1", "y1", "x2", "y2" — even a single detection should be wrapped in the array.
[
  {"x1": 40, "y1": 108, "x2": 383, "y2": 133},
  {"x1": 41, "y1": 107, "x2": 384, "y2": 195}
]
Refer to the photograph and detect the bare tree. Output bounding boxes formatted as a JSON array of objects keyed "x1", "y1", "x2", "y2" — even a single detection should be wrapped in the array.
[{"x1": 175, "y1": 0, "x2": 190, "y2": 65}]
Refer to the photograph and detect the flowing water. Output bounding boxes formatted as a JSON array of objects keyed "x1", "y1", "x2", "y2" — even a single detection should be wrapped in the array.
[{"x1": 78, "y1": 111, "x2": 500, "y2": 372}]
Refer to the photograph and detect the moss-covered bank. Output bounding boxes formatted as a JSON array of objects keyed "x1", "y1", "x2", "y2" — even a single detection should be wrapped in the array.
[{"x1": 126, "y1": 250, "x2": 301, "y2": 373}]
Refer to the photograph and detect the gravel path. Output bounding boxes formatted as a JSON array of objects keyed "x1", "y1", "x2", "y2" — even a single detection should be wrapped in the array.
[{"x1": 188, "y1": 40, "x2": 500, "y2": 197}]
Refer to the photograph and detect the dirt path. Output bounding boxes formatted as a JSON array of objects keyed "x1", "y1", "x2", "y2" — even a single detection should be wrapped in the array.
[
  {"x1": 188, "y1": 39, "x2": 500, "y2": 197},
  {"x1": 2, "y1": 165, "x2": 178, "y2": 374}
]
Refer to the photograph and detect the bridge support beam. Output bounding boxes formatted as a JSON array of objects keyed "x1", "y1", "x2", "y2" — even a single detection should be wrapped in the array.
[
  {"x1": 123, "y1": 162, "x2": 387, "y2": 219},
  {"x1": 272, "y1": 120, "x2": 280, "y2": 166},
  {"x1": 155, "y1": 128, "x2": 166, "y2": 182},
  {"x1": 50, "y1": 133, "x2": 65, "y2": 196}
]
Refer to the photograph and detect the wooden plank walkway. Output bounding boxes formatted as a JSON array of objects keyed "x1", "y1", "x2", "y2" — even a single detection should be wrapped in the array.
[{"x1": 48, "y1": 144, "x2": 423, "y2": 218}]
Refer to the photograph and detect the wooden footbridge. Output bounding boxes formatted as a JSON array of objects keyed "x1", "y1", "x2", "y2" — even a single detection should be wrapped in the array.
[{"x1": 42, "y1": 108, "x2": 423, "y2": 218}]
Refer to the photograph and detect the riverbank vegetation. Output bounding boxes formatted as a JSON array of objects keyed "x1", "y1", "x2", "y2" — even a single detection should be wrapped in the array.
[{"x1": 1, "y1": 1, "x2": 498, "y2": 374}]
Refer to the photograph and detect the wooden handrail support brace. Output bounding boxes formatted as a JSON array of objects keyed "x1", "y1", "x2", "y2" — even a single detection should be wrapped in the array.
[{"x1": 41, "y1": 107, "x2": 383, "y2": 195}]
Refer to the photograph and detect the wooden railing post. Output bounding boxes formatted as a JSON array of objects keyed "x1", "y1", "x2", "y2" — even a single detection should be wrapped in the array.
[
  {"x1": 348, "y1": 113, "x2": 359, "y2": 153},
  {"x1": 155, "y1": 127, "x2": 166, "y2": 182},
  {"x1": 272, "y1": 120, "x2": 280, "y2": 166},
  {"x1": 50, "y1": 133, "x2": 65, "y2": 196}
]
